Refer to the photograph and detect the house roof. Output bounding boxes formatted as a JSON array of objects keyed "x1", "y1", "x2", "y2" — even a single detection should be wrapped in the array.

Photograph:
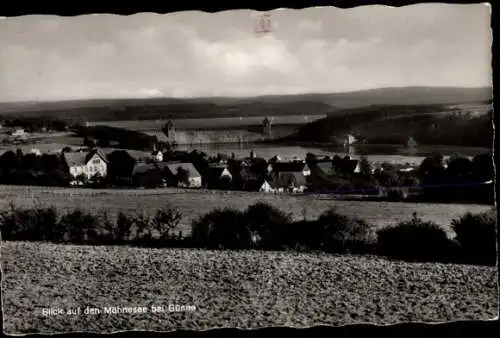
[
  {"x1": 275, "y1": 171, "x2": 307, "y2": 187},
  {"x1": 271, "y1": 161, "x2": 308, "y2": 173},
  {"x1": 63, "y1": 149, "x2": 108, "y2": 167},
  {"x1": 333, "y1": 159, "x2": 359, "y2": 174},
  {"x1": 316, "y1": 161, "x2": 336, "y2": 176},
  {"x1": 102, "y1": 148, "x2": 150, "y2": 161},
  {"x1": 132, "y1": 163, "x2": 157, "y2": 176},
  {"x1": 165, "y1": 162, "x2": 201, "y2": 178},
  {"x1": 132, "y1": 162, "x2": 171, "y2": 176}
]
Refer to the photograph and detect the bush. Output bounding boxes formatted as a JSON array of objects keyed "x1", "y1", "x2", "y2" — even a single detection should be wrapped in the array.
[
  {"x1": 59, "y1": 209, "x2": 100, "y2": 244},
  {"x1": 32, "y1": 205, "x2": 60, "y2": 242},
  {"x1": 0, "y1": 204, "x2": 35, "y2": 241},
  {"x1": 131, "y1": 211, "x2": 153, "y2": 241},
  {"x1": 0, "y1": 203, "x2": 62, "y2": 242},
  {"x1": 377, "y1": 212, "x2": 459, "y2": 263},
  {"x1": 97, "y1": 209, "x2": 120, "y2": 244},
  {"x1": 287, "y1": 219, "x2": 324, "y2": 251},
  {"x1": 191, "y1": 208, "x2": 251, "y2": 250},
  {"x1": 315, "y1": 208, "x2": 377, "y2": 254},
  {"x1": 451, "y1": 209, "x2": 497, "y2": 266},
  {"x1": 116, "y1": 212, "x2": 134, "y2": 242},
  {"x1": 152, "y1": 206, "x2": 183, "y2": 241},
  {"x1": 244, "y1": 202, "x2": 292, "y2": 250}
]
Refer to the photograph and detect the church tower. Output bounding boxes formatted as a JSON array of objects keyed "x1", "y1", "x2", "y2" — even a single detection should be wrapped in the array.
[
  {"x1": 163, "y1": 119, "x2": 176, "y2": 142},
  {"x1": 262, "y1": 116, "x2": 272, "y2": 139}
]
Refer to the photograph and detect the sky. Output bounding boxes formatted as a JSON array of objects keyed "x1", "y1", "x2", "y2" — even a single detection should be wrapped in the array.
[{"x1": 0, "y1": 3, "x2": 492, "y2": 102}]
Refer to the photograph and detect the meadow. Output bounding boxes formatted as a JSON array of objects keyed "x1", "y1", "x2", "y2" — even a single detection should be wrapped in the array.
[
  {"x1": 0, "y1": 185, "x2": 491, "y2": 235},
  {"x1": 2, "y1": 241, "x2": 498, "y2": 333}
]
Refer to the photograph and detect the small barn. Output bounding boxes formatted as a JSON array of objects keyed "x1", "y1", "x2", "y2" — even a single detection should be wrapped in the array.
[{"x1": 165, "y1": 162, "x2": 202, "y2": 188}]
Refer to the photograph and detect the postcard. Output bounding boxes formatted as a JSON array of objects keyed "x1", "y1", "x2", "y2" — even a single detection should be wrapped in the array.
[{"x1": 0, "y1": 3, "x2": 496, "y2": 334}]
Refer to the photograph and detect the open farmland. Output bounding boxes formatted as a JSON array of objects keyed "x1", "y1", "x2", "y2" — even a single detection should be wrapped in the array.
[
  {"x1": 0, "y1": 185, "x2": 492, "y2": 235},
  {"x1": 2, "y1": 241, "x2": 498, "y2": 333}
]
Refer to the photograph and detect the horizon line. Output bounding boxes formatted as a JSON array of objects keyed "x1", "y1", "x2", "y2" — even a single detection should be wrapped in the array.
[{"x1": 0, "y1": 84, "x2": 493, "y2": 105}]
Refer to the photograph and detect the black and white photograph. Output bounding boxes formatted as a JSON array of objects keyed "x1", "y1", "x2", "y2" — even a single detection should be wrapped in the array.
[{"x1": 0, "y1": 3, "x2": 497, "y2": 334}]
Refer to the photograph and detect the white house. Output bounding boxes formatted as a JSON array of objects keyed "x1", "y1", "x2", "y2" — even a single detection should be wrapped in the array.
[
  {"x1": 10, "y1": 128, "x2": 26, "y2": 136},
  {"x1": 151, "y1": 150, "x2": 163, "y2": 162},
  {"x1": 259, "y1": 180, "x2": 276, "y2": 193},
  {"x1": 353, "y1": 161, "x2": 362, "y2": 174},
  {"x1": 30, "y1": 148, "x2": 42, "y2": 156},
  {"x1": 63, "y1": 149, "x2": 108, "y2": 182},
  {"x1": 216, "y1": 167, "x2": 232, "y2": 180},
  {"x1": 10, "y1": 128, "x2": 28, "y2": 140}
]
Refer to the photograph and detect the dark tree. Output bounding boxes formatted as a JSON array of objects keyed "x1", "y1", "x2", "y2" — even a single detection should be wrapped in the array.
[
  {"x1": 446, "y1": 155, "x2": 472, "y2": 181},
  {"x1": 0, "y1": 150, "x2": 19, "y2": 172},
  {"x1": 40, "y1": 154, "x2": 61, "y2": 173},
  {"x1": 20, "y1": 153, "x2": 43, "y2": 172},
  {"x1": 417, "y1": 154, "x2": 446, "y2": 183},
  {"x1": 176, "y1": 167, "x2": 190, "y2": 186},
  {"x1": 471, "y1": 152, "x2": 494, "y2": 182},
  {"x1": 107, "y1": 150, "x2": 136, "y2": 185},
  {"x1": 216, "y1": 175, "x2": 232, "y2": 190},
  {"x1": 359, "y1": 155, "x2": 372, "y2": 177},
  {"x1": 249, "y1": 158, "x2": 268, "y2": 180}
]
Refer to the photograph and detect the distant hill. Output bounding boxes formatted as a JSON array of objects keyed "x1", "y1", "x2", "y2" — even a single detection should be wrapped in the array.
[
  {"x1": 291, "y1": 101, "x2": 493, "y2": 148},
  {"x1": 0, "y1": 86, "x2": 492, "y2": 123}
]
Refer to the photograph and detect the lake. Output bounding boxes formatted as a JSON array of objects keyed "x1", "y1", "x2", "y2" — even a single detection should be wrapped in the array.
[
  {"x1": 88, "y1": 114, "x2": 327, "y2": 131},
  {"x1": 175, "y1": 143, "x2": 490, "y2": 165}
]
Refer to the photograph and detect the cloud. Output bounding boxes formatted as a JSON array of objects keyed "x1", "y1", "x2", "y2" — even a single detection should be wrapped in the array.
[
  {"x1": 138, "y1": 88, "x2": 164, "y2": 97},
  {"x1": 297, "y1": 20, "x2": 322, "y2": 31},
  {"x1": 0, "y1": 5, "x2": 492, "y2": 101}
]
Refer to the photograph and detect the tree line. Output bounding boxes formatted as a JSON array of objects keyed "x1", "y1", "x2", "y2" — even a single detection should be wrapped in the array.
[
  {"x1": 1, "y1": 118, "x2": 69, "y2": 132},
  {"x1": 1, "y1": 201, "x2": 496, "y2": 266}
]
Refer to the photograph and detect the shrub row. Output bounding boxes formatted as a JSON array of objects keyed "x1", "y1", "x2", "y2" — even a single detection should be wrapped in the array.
[
  {"x1": 0, "y1": 201, "x2": 496, "y2": 266},
  {"x1": 0, "y1": 202, "x2": 186, "y2": 247},
  {"x1": 190, "y1": 204, "x2": 497, "y2": 266},
  {"x1": 190, "y1": 203, "x2": 378, "y2": 255}
]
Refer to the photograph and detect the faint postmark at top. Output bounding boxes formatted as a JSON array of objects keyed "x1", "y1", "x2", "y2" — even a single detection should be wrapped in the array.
[{"x1": 252, "y1": 12, "x2": 272, "y2": 35}]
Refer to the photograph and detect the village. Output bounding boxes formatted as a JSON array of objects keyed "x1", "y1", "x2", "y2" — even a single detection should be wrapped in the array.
[
  {"x1": 0, "y1": 137, "x2": 421, "y2": 199},
  {"x1": 0, "y1": 119, "x2": 489, "y2": 202}
]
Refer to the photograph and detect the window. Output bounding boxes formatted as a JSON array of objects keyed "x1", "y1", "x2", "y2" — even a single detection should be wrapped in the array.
[{"x1": 92, "y1": 159, "x2": 100, "y2": 164}]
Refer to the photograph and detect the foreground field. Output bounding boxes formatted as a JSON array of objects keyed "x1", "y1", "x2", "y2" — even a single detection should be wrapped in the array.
[
  {"x1": 2, "y1": 241, "x2": 497, "y2": 333},
  {"x1": 0, "y1": 185, "x2": 491, "y2": 235}
]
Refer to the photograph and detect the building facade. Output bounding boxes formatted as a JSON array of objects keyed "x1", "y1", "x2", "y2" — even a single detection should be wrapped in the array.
[{"x1": 63, "y1": 149, "x2": 108, "y2": 182}]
